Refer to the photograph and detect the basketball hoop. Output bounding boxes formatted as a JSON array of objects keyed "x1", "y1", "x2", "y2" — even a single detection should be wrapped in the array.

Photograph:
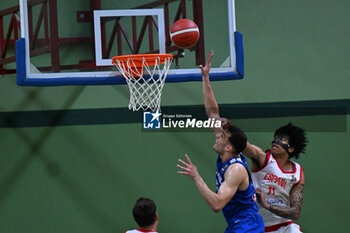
[{"x1": 112, "y1": 54, "x2": 173, "y2": 112}]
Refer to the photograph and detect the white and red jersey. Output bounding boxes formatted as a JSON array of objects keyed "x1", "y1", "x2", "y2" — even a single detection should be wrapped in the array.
[
  {"x1": 252, "y1": 150, "x2": 303, "y2": 230},
  {"x1": 125, "y1": 229, "x2": 158, "y2": 233}
]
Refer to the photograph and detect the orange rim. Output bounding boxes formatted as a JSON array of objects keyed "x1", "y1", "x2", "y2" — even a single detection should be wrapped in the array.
[{"x1": 112, "y1": 54, "x2": 173, "y2": 68}]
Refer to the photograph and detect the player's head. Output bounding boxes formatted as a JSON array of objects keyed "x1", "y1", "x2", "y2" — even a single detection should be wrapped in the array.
[
  {"x1": 132, "y1": 197, "x2": 158, "y2": 228},
  {"x1": 272, "y1": 122, "x2": 307, "y2": 159},
  {"x1": 214, "y1": 120, "x2": 247, "y2": 155},
  {"x1": 227, "y1": 125, "x2": 247, "y2": 154}
]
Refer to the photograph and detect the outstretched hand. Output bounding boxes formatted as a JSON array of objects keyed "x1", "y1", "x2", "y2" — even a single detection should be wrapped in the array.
[
  {"x1": 177, "y1": 154, "x2": 200, "y2": 180},
  {"x1": 199, "y1": 50, "x2": 213, "y2": 79}
]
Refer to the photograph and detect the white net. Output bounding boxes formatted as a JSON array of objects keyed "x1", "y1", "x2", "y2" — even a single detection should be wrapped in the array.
[{"x1": 113, "y1": 55, "x2": 173, "y2": 111}]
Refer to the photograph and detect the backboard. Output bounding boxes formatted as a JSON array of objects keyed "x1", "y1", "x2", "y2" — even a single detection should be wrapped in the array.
[{"x1": 16, "y1": 0, "x2": 243, "y2": 86}]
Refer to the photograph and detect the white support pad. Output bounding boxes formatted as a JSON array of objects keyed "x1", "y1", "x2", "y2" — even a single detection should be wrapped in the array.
[{"x1": 94, "y1": 9, "x2": 166, "y2": 66}]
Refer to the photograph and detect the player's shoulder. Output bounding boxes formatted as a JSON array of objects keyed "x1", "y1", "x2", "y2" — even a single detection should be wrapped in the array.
[
  {"x1": 125, "y1": 230, "x2": 140, "y2": 233},
  {"x1": 290, "y1": 159, "x2": 302, "y2": 167},
  {"x1": 226, "y1": 162, "x2": 247, "y2": 176},
  {"x1": 224, "y1": 163, "x2": 248, "y2": 186}
]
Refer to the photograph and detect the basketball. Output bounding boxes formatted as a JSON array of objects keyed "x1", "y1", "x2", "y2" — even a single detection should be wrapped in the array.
[{"x1": 170, "y1": 19, "x2": 200, "y2": 49}]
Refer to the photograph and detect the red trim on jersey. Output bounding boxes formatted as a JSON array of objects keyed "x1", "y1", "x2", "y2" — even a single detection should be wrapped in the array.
[
  {"x1": 137, "y1": 230, "x2": 156, "y2": 232},
  {"x1": 126, "y1": 229, "x2": 156, "y2": 233},
  {"x1": 251, "y1": 150, "x2": 270, "y2": 173},
  {"x1": 274, "y1": 155, "x2": 296, "y2": 174},
  {"x1": 265, "y1": 221, "x2": 294, "y2": 232},
  {"x1": 293, "y1": 165, "x2": 303, "y2": 187},
  {"x1": 298, "y1": 165, "x2": 303, "y2": 184}
]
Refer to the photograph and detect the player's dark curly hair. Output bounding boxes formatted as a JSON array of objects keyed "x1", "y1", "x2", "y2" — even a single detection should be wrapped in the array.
[
  {"x1": 132, "y1": 197, "x2": 156, "y2": 227},
  {"x1": 228, "y1": 125, "x2": 247, "y2": 155},
  {"x1": 274, "y1": 122, "x2": 308, "y2": 159}
]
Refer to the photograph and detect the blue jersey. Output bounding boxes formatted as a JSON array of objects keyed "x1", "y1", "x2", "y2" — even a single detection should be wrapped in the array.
[{"x1": 216, "y1": 154, "x2": 264, "y2": 233}]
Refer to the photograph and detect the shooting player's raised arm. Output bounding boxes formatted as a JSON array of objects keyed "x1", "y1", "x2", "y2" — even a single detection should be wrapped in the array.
[{"x1": 200, "y1": 51, "x2": 220, "y2": 121}]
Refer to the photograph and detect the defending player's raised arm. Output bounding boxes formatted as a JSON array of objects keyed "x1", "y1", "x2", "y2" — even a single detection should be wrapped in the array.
[
  {"x1": 243, "y1": 142, "x2": 268, "y2": 169},
  {"x1": 200, "y1": 51, "x2": 220, "y2": 120}
]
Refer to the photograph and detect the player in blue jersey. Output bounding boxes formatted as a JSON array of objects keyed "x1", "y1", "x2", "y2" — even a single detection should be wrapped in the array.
[{"x1": 177, "y1": 51, "x2": 264, "y2": 233}]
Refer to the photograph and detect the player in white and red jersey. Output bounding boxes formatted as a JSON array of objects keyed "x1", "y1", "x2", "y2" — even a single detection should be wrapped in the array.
[
  {"x1": 242, "y1": 123, "x2": 307, "y2": 233},
  {"x1": 125, "y1": 198, "x2": 159, "y2": 233}
]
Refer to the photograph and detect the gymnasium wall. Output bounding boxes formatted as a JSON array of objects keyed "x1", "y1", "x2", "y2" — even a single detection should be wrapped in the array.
[{"x1": 0, "y1": 0, "x2": 349, "y2": 233}]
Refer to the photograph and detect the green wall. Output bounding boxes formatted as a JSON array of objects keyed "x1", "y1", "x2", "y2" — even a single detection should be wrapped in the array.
[{"x1": 1, "y1": 0, "x2": 350, "y2": 232}]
